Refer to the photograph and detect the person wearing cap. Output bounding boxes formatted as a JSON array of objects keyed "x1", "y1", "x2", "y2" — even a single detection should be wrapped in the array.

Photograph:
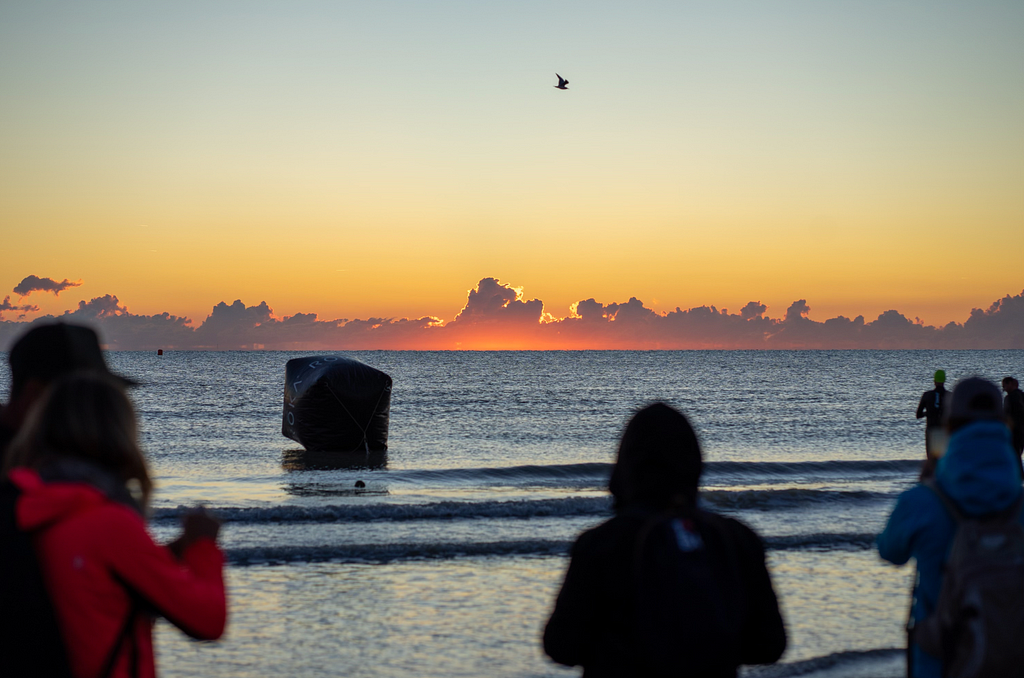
[
  {"x1": 878, "y1": 377, "x2": 1021, "y2": 678},
  {"x1": 0, "y1": 322, "x2": 133, "y2": 463},
  {"x1": 915, "y1": 370, "x2": 948, "y2": 464}
]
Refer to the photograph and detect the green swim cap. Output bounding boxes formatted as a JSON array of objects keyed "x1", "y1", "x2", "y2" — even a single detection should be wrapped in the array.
[{"x1": 934, "y1": 370, "x2": 946, "y2": 383}]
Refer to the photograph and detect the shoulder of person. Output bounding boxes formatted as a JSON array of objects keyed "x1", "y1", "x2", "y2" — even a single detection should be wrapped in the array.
[
  {"x1": 72, "y1": 496, "x2": 146, "y2": 531},
  {"x1": 699, "y1": 511, "x2": 765, "y2": 553},
  {"x1": 902, "y1": 482, "x2": 943, "y2": 505},
  {"x1": 890, "y1": 483, "x2": 948, "y2": 527},
  {"x1": 572, "y1": 514, "x2": 641, "y2": 553}
]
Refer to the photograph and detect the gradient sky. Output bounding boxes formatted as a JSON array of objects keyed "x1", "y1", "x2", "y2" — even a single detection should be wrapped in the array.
[{"x1": 1, "y1": 0, "x2": 1022, "y2": 330}]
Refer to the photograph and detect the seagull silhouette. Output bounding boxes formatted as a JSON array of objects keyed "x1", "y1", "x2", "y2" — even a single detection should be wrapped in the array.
[{"x1": 554, "y1": 74, "x2": 569, "y2": 90}]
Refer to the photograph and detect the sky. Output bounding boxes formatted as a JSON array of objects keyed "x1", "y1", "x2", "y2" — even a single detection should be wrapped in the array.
[{"x1": 1, "y1": 1, "x2": 1022, "y2": 347}]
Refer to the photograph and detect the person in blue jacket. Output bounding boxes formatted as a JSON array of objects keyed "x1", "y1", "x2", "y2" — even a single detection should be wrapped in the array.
[{"x1": 877, "y1": 377, "x2": 1021, "y2": 678}]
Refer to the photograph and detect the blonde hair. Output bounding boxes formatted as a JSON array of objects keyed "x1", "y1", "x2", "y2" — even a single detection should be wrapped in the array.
[{"x1": 5, "y1": 372, "x2": 153, "y2": 508}]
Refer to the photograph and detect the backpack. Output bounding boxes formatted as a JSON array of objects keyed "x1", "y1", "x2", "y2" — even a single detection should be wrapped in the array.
[
  {"x1": 630, "y1": 511, "x2": 743, "y2": 676},
  {"x1": 0, "y1": 478, "x2": 74, "y2": 678},
  {"x1": 0, "y1": 477, "x2": 139, "y2": 678},
  {"x1": 915, "y1": 480, "x2": 1024, "y2": 678}
]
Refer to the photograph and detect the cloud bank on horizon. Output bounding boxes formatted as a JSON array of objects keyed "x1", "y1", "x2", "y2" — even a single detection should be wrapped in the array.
[{"x1": 0, "y1": 277, "x2": 1022, "y2": 351}]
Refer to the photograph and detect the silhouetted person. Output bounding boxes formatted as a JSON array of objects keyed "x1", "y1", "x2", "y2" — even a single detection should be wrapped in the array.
[
  {"x1": 879, "y1": 377, "x2": 1021, "y2": 678},
  {"x1": 916, "y1": 370, "x2": 948, "y2": 472},
  {"x1": 543, "y1": 403, "x2": 786, "y2": 677},
  {"x1": 1003, "y1": 377, "x2": 1024, "y2": 462},
  {"x1": 0, "y1": 323, "x2": 134, "y2": 464}
]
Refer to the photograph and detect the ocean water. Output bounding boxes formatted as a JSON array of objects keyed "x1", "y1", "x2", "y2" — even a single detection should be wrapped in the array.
[{"x1": 3, "y1": 350, "x2": 1023, "y2": 677}]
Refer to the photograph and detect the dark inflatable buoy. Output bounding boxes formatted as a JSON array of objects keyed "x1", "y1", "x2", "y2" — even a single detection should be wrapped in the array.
[{"x1": 282, "y1": 356, "x2": 392, "y2": 452}]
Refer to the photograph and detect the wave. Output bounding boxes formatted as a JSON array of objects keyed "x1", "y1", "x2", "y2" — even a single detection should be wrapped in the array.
[
  {"x1": 743, "y1": 648, "x2": 903, "y2": 677},
  {"x1": 346, "y1": 458, "x2": 920, "y2": 488},
  {"x1": 762, "y1": 532, "x2": 878, "y2": 551},
  {"x1": 222, "y1": 531, "x2": 877, "y2": 565},
  {"x1": 153, "y1": 486, "x2": 891, "y2": 525},
  {"x1": 152, "y1": 496, "x2": 612, "y2": 524},
  {"x1": 705, "y1": 459, "x2": 921, "y2": 478},
  {"x1": 703, "y1": 488, "x2": 893, "y2": 511},
  {"x1": 224, "y1": 539, "x2": 572, "y2": 565},
  {"x1": 383, "y1": 462, "x2": 612, "y2": 486}
]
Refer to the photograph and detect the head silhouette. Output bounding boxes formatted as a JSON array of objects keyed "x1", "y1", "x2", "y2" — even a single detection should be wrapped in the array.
[
  {"x1": 6, "y1": 372, "x2": 153, "y2": 508},
  {"x1": 945, "y1": 376, "x2": 1005, "y2": 434},
  {"x1": 609, "y1": 402, "x2": 702, "y2": 512}
]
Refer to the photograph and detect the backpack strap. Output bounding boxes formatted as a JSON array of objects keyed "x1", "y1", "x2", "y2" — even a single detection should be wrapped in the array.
[
  {"x1": 923, "y1": 478, "x2": 1024, "y2": 525},
  {"x1": 922, "y1": 479, "x2": 965, "y2": 524},
  {"x1": 97, "y1": 594, "x2": 140, "y2": 678},
  {"x1": 993, "y1": 491, "x2": 1024, "y2": 524}
]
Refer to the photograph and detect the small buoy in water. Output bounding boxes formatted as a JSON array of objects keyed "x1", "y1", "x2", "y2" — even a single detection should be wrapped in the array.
[
  {"x1": 355, "y1": 480, "x2": 366, "y2": 489},
  {"x1": 157, "y1": 349, "x2": 163, "y2": 356}
]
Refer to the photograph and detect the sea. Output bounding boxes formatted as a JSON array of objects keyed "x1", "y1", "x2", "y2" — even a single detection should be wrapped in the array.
[{"x1": 3, "y1": 350, "x2": 1024, "y2": 678}]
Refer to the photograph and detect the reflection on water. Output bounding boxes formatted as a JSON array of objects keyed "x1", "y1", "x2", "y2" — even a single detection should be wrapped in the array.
[
  {"x1": 155, "y1": 552, "x2": 912, "y2": 677},
  {"x1": 281, "y1": 448, "x2": 390, "y2": 497},
  {"x1": 283, "y1": 483, "x2": 390, "y2": 498},
  {"x1": 281, "y1": 448, "x2": 388, "y2": 471},
  {"x1": 156, "y1": 557, "x2": 578, "y2": 678}
]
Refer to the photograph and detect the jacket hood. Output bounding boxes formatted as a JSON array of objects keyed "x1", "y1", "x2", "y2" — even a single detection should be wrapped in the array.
[
  {"x1": 609, "y1": 403, "x2": 702, "y2": 512},
  {"x1": 11, "y1": 458, "x2": 142, "y2": 533},
  {"x1": 936, "y1": 420, "x2": 1020, "y2": 516}
]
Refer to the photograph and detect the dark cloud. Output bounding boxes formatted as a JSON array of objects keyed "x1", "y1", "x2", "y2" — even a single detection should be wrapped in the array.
[
  {"x1": 450, "y1": 278, "x2": 544, "y2": 325},
  {"x1": 957, "y1": 293, "x2": 1024, "y2": 349},
  {"x1": 0, "y1": 295, "x2": 193, "y2": 350},
  {"x1": 1, "y1": 280, "x2": 1022, "y2": 351},
  {"x1": 193, "y1": 300, "x2": 275, "y2": 348},
  {"x1": 65, "y1": 295, "x2": 129, "y2": 320},
  {"x1": 571, "y1": 299, "x2": 606, "y2": 322},
  {"x1": 0, "y1": 296, "x2": 40, "y2": 318},
  {"x1": 740, "y1": 302, "x2": 767, "y2": 320},
  {"x1": 13, "y1": 275, "x2": 82, "y2": 297},
  {"x1": 785, "y1": 300, "x2": 811, "y2": 322}
]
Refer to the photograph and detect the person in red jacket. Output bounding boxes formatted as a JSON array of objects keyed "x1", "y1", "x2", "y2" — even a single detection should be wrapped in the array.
[{"x1": 4, "y1": 373, "x2": 227, "y2": 678}]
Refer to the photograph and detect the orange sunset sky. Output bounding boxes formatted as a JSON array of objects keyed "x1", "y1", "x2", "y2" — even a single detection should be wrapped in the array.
[{"x1": 1, "y1": 1, "x2": 1022, "y2": 348}]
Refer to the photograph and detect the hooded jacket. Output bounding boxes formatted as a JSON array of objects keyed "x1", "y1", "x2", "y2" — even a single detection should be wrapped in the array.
[
  {"x1": 543, "y1": 508, "x2": 786, "y2": 677},
  {"x1": 10, "y1": 467, "x2": 227, "y2": 678},
  {"x1": 877, "y1": 420, "x2": 1022, "y2": 678},
  {"x1": 543, "y1": 404, "x2": 786, "y2": 677}
]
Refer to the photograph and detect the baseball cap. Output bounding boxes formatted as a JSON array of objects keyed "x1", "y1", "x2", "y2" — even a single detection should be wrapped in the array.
[
  {"x1": 945, "y1": 376, "x2": 1004, "y2": 423},
  {"x1": 8, "y1": 323, "x2": 137, "y2": 396}
]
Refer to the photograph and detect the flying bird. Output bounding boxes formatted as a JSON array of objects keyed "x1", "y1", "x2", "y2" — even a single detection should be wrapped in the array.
[{"x1": 554, "y1": 73, "x2": 569, "y2": 90}]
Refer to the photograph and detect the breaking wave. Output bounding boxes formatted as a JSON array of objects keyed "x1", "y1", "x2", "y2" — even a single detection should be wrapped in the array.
[
  {"x1": 152, "y1": 486, "x2": 891, "y2": 525},
  {"x1": 358, "y1": 459, "x2": 919, "y2": 489},
  {"x1": 703, "y1": 488, "x2": 893, "y2": 510},
  {"x1": 743, "y1": 647, "x2": 903, "y2": 677},
  {"x1": 222, "y1": 531, "x2": 877, "y2": 565},
  {"x1": 152, "y1": 496, "x2": 612, "y2": 524}
]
